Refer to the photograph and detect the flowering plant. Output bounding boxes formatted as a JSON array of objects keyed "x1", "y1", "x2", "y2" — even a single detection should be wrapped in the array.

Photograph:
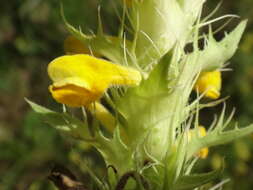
[{"x1": 27, "y1": 0, "x2": 252, "y2": 189}]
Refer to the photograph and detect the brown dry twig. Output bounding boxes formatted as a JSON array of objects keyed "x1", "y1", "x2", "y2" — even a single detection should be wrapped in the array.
[{"x1": 48, "y1": 165, "x2": 89, "y2": 190}]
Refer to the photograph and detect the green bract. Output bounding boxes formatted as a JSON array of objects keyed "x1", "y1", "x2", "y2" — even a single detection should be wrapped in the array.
[{"x1": 27, "y1": 0, "x2": 250, "y2": 189}]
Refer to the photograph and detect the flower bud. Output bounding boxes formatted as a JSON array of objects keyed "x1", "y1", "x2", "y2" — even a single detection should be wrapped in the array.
[{"x1": 194, "y1": 71, "x2": 221, "y2": 99}]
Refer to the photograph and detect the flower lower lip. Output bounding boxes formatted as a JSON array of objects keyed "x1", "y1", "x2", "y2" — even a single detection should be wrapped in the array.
[{"x1": 49, "y1": 84, "x2": 101, "y2": 107}]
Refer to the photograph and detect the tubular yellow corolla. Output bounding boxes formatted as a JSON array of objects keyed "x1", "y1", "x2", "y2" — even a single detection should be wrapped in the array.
[
  {"x1": 188, "y1": 126, "x2": 209, "y2": 159},
  {"x1": 48, "y1": 54, "x2": 141, "y2": 107},
  {"x1": 194, "y1": 71, "x2": 221, "y2": 99}
]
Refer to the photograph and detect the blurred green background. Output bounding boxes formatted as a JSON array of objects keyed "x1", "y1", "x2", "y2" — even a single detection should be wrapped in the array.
[{"x1": 0, "y1": 0, "x2": 253, "y2": 189}]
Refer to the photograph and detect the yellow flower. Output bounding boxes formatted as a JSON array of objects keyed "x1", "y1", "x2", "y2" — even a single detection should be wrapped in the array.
[
  {"x1": 48, "y1": 54, "x2": 141, "y2": 107},
  {"x1": 64, "y1": 36, "x2": 100, "y2": 57},
  {"x1": 194, "y1": 71, "x2": 221, "y2": 99},
  {"x1": 188, "y1": 126, "x2": 209, "y2": 159}
]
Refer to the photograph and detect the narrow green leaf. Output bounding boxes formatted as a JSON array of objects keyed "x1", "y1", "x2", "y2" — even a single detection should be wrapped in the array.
[
  {"x1": 187, "y1": 124, "x2": 253, "y2": 159},
  {"x1": 25, "y1": 99, "x2": 92, "y2": 141},
  {"x1": 173, "y1": 168, "x2": 222, "y2": 190},
  {"x1": 163, "y1": 135, "x2": 187, "y2": 190},
  {"x1": 25, "y1": 98, "x2": 53, "y2": 114},
  {"x1": 107, "y1": 166, "x2": 118, "y2": 189}
]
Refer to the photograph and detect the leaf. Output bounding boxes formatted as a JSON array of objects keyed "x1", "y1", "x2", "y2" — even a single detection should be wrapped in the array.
[
  {"x1": 94, "y1": 126, "x2": 134, "y2": 176},
  {"x1": 187, "y1": 123, "x2": 253, "y2": 159},
  {"x1": 163, "y1": 135, "x2": 188, "y2": 189},
  {"x1": 61, "y1": 4, "x2": 133, "y2": 66},
  {"x1": 188, "y1": 20, "x2": 247, "y2": 71},
  {"x1": 25, "y1": 98, "x2": 53, "y2": 114},
  {"x1": 107, "y1": 166, "x2": 118, "y2": 189},
  {"x1": 142, "y1": 165, "x2": 164, "y2": 189},
  {"x1": 25, "y1": 99, "x2": 92, "y2": 141},
  {"x1": 173, "y1": 168, "x2": 223, "y2": 190},
  {"x1": 114, "y1": 53, "x2": 172, "y2": 147},
  {"x1": 116, "y1": 52, "x2": 172, "y2": 117}
]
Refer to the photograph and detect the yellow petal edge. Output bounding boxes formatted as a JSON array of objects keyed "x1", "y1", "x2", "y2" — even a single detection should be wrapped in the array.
[{"x1": 48, "y1": 54, "x2": 141, "y2": 107}]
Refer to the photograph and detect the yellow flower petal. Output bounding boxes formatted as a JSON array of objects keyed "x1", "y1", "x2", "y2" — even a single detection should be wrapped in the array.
[
  {"x1": 197, "y1": 147, "x2": 209, "y2": 159},
  {"x1": 48, "y1": 54, "x2": 141, "y2": 107},
  {"x1": 194, "y1": 71, "x2": 221, "y2": 99},
  {"x1": 198, "y1": 126, "x2": 207, "y2": 137},
  {"x1": 188, "y1": 126, "x2": 209, "y2": 159}
]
